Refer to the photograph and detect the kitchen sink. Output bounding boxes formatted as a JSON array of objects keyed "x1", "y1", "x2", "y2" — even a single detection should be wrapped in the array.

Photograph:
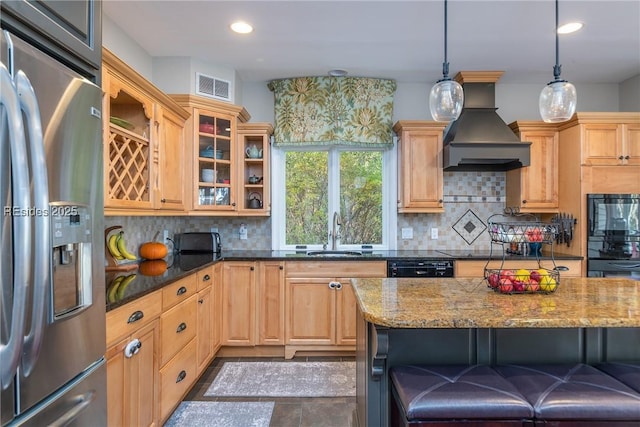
[{"x1": 306, "y1": 250, "x2": 363, "y2": 257}]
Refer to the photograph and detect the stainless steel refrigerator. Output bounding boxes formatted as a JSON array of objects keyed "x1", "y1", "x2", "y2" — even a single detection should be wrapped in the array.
[{"x1": 1, "y1": 29, "x2": 106, "y2": 426}]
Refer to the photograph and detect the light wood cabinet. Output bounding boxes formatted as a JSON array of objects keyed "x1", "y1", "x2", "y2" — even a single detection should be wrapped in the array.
[
  {"x1": 159, "y1": 294, "x2": 197, "y2": 366},
  {"x1": 102, "y1": 48, "x2": 189, "y2": 215},
  {"x1": 455, "y1": 259, "x2": 583, "y2": 278},
  {"x1": 237, "y1": 123, "x2": 273, "y2": 215},
  {"x1": 221, "y1": 261, "x2": 256, "y2": 345},
  {"x1": 582, "y1": 122, "x2": 640, "y2": 166},
  {"x1": 394, "y1": 121, "x2": 447, "y2": 213},
  {"x1": 506, "y1": 122, "x2": 559, "y2": 213},
  {"x1": 170, "y1": 95, "x2": 251, "y2": 214},
  {"x1": 106, "y1": 318, "x2": 159, "y2": 427},
  {"x1": 257, "y1": 261, "x2": 285, "y2": 345},
  {"x1": 195, "y1": 264, "x2": 221, "y2": 376},
  {"x1": 284, "y1": 261, "x2": 386, "y2": 358},
  {"x1": 159, "y1": 339, "x2": 197, "y2": 423}
]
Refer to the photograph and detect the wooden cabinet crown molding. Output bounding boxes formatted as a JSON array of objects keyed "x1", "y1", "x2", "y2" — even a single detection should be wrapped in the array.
[
  {"x1": 102, "y1": 47, "x2": 190, "y2": 121},
  {"x1": 169, "y1": 94, "x2": 250, "y2": 123},
  {"x1": 557, "y1": 112, "x2": 640, "y2": 130},
  {"x1": 237, "y1": 122, "x2": 274, "y2": 134},
  {"x1": 508, "y1": 121, "x2": 560, "y2": 133},
  {"x1": 393, "y1": 120, "x2": 447, "y2": 133}
]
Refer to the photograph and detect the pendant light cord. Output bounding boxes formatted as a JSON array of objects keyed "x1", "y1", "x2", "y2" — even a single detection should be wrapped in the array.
[
  {"x1": 441, "y1": 0, "x2": 450, "y2": 80},
  {"x1": 553, "y1": 0, "x2": 562, "y2": 81}
]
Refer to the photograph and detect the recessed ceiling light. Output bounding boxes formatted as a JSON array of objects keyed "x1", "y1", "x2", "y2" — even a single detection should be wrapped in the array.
[
  {"x1": 328, "y1": 69, "x2": 348, "y2": 77},
  {"x1": 557, "y1": 22, "x2": 583, "y2": 34},
  {"x1": 230, "y1": 21, "x2": 253, "y2": 34}
]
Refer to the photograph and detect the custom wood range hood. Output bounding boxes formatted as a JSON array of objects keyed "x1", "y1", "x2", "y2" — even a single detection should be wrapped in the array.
[{"x1": 443, "y1": 71, "x2": 532, "y2": 172}]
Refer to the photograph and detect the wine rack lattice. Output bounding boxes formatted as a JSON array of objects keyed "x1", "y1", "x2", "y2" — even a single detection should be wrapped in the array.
[{"x1": 107, "y1": 127, "x2": 150, "y2": 202}]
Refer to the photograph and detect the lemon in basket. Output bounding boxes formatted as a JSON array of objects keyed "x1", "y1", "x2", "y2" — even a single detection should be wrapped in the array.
[
  {"x1": 539, "y1": 275, "x2": 557, "y2": 292},
  {"x1": 515, "y1": 269, "x2": 530, "y2": 281}
]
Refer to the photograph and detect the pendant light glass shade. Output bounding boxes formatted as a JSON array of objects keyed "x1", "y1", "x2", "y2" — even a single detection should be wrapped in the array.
[
  {"x1": 429, "y1": 0, "x2": 463, "y2": 122},
  {"x1": 539, "y1": 80, "x2": 576, "y2": 122},
  {"x1": 539, "y1": 0, "x2": 577, "y2": 123},
  {"x1": 429, "y1": 79, "x2": 464, "y2": 122}
]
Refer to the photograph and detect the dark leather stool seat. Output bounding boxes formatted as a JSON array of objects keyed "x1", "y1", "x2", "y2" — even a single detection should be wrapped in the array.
[
  {"x1": 595, "y1": 362, "x2": 640, "y2": 393},
  {"x1": 390, "y1": 365, "x2": 534, "y2": 426},
  {"x1": 495, "y1": 364, "x2": 640, "y2": 424}
]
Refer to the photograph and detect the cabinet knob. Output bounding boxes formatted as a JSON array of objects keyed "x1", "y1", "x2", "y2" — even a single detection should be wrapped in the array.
[
  {"x1": 231, "y1": 202, "x2": 236, "y2": 207},
  {"x1": 335, "y1": 281, "x2": 343, "y2": 290},
  {"x1": 522, "y1": 200, "x2": 527, "y2": 204},
  {"x1": 279, "y1": 265, "x2": 284, "y2": 270},
  {"x1": 250, "y1": 266, "x2": 255, "y2": 271},
  {"x1": 619, "y1": 155, "x2": 624, "y2": 160},
  {"x1": 328, "y1": 281, "x2": 336, "y2": 289},
  {"x1": 438, "y1": 199, "x2": 443, "y2": 204},
  {"x1": 198, "y1": 299, "x2": 204, "y2": 304},
  {"x1": 160, "y1": 198, "x2": 166, "y2": 203},
  {"x1": 625, "y1": 155, "x2": 630, "y2": 160}
]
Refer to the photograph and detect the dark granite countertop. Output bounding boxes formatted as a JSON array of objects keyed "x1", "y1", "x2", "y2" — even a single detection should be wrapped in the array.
[{"x1": 105, "y1": 249, "x2": 583, "y2": 311}]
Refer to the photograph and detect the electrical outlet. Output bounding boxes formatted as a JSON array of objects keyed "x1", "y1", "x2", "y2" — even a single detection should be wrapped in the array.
[
  {"x1": 239, "y1": 223, "x2": 248, "y2": 240},
  {"x1": 401, "y1": 227, "x2": 413, "y2": 239},
  {"x1": 431, "y1": 227, "x2": 439, "y2": 240},
  {"x1": 162, "y1": 230, "x2": 169, "y2": 242}
]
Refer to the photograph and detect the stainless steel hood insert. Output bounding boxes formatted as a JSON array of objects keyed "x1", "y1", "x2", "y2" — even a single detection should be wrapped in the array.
[{"x1": 442, "y1": 72, "x2": 531, "y2": 171}]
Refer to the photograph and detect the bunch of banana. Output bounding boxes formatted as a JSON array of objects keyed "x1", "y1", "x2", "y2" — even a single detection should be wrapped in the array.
[
  {"x1": 107, "y1": 274, "x2": 137, "y2": 303},
  {"x1": 107, "y1": 231, "x2": 137, "y2": 261}
]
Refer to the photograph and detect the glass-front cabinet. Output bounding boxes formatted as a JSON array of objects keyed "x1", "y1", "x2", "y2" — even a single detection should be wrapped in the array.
[
  {"x1": 237, "y1": 123, "x2": 273, "y2": 215},
  {"x1": 171, "y1": 95, "x2": 250, "y2": 213},
  {"x1": 195, "y1": 109, "x2": 234, "y2": 210}
]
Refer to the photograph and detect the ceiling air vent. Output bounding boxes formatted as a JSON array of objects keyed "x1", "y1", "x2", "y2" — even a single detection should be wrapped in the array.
[{"x1": 196, "y1": 72, "x2": 232, "y2": 102}]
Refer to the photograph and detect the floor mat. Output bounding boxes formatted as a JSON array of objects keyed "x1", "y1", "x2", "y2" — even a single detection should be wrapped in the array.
[
  {"x1": 204, "y1": 361, "x2": 356, "y2": 397},
  {"x1": 164, "y1": 401, "x2": 274, "y2": 427}
]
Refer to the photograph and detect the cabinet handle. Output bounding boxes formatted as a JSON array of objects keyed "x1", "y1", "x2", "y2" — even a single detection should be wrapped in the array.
[
  {"x1": 619, "y1": 155, "x2": 624, "y2": 160},
  {"x1": 176, "y1": 322, "x2": 187, "y2": 333},
  {"x1": 161, "y1": 198, "x2": 166, "y2": 203},
  {"x1": 127, "y1": 310, "x2": 144, "y2": 324},
  {"x1": 203, "y1": 274, "x2": 211, "y2": 281},
  {"x1": 334, "y1": 281, "x2": 343, "y2": 290},
  {"x1": 176, "y1": 286, "x2": 187, "y2": 296},
  {"x1": 625, "y1": 155, "x2": 630, "y2": 160},
  {"x1": 176, "y1": 370, "x2": 187, "y2": 383},
  {"x1": 198, "y1": 298, "x2": 204, "y2": 304}
]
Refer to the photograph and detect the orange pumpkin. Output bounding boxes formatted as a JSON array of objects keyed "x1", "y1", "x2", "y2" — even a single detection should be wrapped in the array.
[
  {"x1": 139, "y1": 241, "x2": 168, "y2": 260},
  {"x1": 138, "y1": 259, "x2": 168, "y2": 276}
]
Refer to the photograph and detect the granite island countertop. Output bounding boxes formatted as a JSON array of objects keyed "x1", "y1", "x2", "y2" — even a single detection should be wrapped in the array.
[{"x1": 351, "y1": 277, "x2": 640, "y2": 329}]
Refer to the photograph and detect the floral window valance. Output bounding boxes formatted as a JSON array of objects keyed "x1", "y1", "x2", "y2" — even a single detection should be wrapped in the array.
[{"x1": 267, "y1": 77, "x2": 396, "y2": 149}]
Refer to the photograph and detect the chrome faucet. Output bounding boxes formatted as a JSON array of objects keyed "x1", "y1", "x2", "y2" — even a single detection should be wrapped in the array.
[{"x1": 330, "y1": 211, "x2": 341, "y2": 250}]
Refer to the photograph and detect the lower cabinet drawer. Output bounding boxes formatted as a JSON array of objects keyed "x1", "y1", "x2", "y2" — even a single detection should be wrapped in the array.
[
  {"x1": 159, "y1": 338, "x2": 197, "y2": 422},
  {"x1": 160, "y1": 294, "x2": 197, "y2": 365}
]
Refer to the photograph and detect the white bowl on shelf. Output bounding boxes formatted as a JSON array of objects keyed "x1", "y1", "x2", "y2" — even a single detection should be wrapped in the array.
[{"x1": 201, "y1": 169, "x2": 216, "y2": 183}]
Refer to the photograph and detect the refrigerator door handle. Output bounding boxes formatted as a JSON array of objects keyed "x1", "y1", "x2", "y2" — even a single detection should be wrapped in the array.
[
  {"x1": 16, "y1": 69, "x2": 50, "y2": 377},
  {"x1": 0, "y1": 62, "x2": 31, "y2": 390}
]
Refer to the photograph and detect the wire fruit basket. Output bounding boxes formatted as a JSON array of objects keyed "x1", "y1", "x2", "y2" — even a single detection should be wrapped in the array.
[{"x1": 485, "y1": 267, "x2": 559, "y2": 294}]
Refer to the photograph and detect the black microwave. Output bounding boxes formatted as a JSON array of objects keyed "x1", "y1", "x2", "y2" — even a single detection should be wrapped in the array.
[{"x1": 587, "y1": 194, "x2": 640, "y2": 260}]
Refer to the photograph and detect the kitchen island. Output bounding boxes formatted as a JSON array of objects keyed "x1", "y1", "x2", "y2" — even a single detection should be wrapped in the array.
[{"x1": 351, "y1": 277, "x2": 640, "y2": 426}]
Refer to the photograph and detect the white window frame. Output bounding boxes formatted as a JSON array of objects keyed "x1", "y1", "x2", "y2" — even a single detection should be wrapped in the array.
[{"x1": 271, "y1": 139, "x2": 397, "y2": 250}]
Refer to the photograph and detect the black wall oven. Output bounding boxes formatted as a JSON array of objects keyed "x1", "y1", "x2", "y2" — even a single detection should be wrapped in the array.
[{"x1": 587, "y1": 194, "x2": 640, "y2": 280}]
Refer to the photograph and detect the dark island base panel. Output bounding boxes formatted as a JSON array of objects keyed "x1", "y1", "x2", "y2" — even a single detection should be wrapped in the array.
[{"x1": 356, "y1": 317, "x2": 640, "y2": 427}]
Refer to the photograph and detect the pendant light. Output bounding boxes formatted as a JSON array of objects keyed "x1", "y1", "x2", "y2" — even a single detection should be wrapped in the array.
[
  {"x1": 539, "y1": 0, "x2": 577, "y2": 123},
  {"x1": 429, "y1": 0, "x2": 464, "y2": 122}
]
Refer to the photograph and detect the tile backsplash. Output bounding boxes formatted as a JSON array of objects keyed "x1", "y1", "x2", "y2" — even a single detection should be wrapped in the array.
[{"x1": 105, "y1": 171, "x2": 508, "y2": 254}]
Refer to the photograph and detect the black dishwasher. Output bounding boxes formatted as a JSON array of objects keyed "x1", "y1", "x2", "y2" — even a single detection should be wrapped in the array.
[{"x1": 387, "y1": 259, "x2": 455, "y2": 277}]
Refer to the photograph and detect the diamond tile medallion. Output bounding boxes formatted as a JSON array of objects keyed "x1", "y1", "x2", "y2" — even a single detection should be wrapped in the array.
[{"x1": 452, "y1": 209, "x2": 487, "y2": 245}]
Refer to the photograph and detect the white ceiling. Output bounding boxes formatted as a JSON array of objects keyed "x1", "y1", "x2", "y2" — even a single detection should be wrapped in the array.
[{"x1": 103, "y1": 0, "x2": 640, "y2": 85}]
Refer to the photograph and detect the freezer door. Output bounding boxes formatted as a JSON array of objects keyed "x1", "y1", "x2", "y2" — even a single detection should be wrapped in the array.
[
  {"x1": 12, "y1": 359, "x2": 106, "y2": 427},
  {"x1": 6, "y1": 31, "x2": 106, "y2": 415}
]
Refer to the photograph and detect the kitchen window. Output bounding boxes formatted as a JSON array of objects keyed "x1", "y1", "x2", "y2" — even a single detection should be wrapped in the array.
[{"x1": 271, "y1": 145, "x2": 396, "y2": 250}]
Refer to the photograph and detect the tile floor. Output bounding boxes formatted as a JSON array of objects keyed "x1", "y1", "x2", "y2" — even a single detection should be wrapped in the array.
[{"x1": 182, "y1": 356, "x2": 357, "y2": 427}]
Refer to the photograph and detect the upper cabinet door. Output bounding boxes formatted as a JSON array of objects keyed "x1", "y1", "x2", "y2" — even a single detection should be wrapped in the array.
[{"x1": 1, "y1": 0, "x2": 101, "y2": 78}]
